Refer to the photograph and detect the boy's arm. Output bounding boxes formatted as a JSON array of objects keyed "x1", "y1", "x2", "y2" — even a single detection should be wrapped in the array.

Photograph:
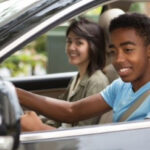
[{"x1": 17, "y1": 88, "x2": 111, "y2": 123}]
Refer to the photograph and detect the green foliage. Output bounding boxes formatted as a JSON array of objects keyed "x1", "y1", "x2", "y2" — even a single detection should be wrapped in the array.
[
  {"x1": 83, "y1": 6, "x2": 102, "y2": 22},
  {"x1": 34, "y1": 35, "x2": 47, "y2": 55},
  {"x1": 0, "y1": 6, "x2": 101, "y2": 77},
  {"x1": 129, "y1": 2, "x2": 146, "y2": 13},
  {"x1": 0, "y1": 35, "x2": 47, "y2": 77},
  {"x1": 0, "y1": 54, "x2": 32, "y2": 77}
]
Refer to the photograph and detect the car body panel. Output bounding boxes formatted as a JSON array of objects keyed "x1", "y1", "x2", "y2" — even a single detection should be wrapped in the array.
[
  {"x1": 0, "y1": 0, "x2": 150, "y2": 149},
  {"x1": 19, "y1": 120, "x2": 150, "y2": 150},
  {"x1": 11, "y1": 72, "x2": 77, "y2": 97},
  {"x1": 0, "y1": 0, "x2": 111, "y2": 63}
]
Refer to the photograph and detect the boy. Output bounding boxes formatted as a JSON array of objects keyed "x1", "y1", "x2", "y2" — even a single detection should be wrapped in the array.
[{"x1": 18, "y1": 12, "x2": 150, "y2": 131}]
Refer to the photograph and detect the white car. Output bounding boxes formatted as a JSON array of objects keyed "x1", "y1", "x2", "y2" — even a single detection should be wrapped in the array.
[{"x1": 0, "y1": 0, "x2": 150, "y2": 150}]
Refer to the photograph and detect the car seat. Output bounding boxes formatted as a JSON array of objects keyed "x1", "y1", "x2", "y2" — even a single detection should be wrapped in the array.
[{"x1": 98, "y1": 8, "x2": 125, "y2": 124}]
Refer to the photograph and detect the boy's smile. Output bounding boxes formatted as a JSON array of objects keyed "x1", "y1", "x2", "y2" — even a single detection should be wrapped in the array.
[{"x1": 109, "y1": 28, "x2": 150, "y2": 91}]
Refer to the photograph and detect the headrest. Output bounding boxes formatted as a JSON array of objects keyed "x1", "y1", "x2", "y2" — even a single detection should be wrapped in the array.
[
  {"x1": 99, "y1": 9, "x2": 125, "y2": 65},
  {"x1": 99, "y1": 8, "x2": 125, "y2": 41}
]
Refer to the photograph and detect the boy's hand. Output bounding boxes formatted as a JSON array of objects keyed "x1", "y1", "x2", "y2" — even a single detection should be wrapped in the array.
[{"x1": 21, "y1": 111, "x2": 55, "y2": 132}]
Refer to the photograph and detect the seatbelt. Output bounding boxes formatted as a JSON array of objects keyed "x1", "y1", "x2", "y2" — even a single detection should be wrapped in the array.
[{"x1": 119, "y1": 90, "x2": 150, "y2": 122}]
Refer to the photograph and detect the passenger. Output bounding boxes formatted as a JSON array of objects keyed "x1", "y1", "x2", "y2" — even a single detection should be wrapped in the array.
[
  {"x1": 23, "y1": 17, "x2": 109, "y2": 129},
  {"x1": 18, "y1": 12, "x2": 150, "y2": 132}
]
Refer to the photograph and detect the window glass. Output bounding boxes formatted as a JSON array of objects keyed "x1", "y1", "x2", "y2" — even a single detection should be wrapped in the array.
[
  {"x1": 0, "y1": 35, "x2": 47, "y2": 78},
  {"x1": 0, "y1": 6, "x2": 102, "y2": 78},
  {"x1": 129, "y1": 2, "x2": 150, "y2": 15},
  {"x1": 2, "y1": 2, "x2": 150, "y2": 78}
]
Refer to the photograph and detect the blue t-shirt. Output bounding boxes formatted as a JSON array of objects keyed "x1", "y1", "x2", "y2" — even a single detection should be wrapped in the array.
[{"x1": 100, "y1": 78, "x2": 150, "y2": 122}]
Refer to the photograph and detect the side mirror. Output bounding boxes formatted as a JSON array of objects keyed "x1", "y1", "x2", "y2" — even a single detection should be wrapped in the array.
[{"x1": 0, "y1": 80, "x2": 23, "y2": 150}]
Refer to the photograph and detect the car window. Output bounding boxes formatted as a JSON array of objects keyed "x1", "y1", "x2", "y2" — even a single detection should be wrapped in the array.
[
  {"x1": 1, "y1": 1, "x2": 150, "y2": 79},
  {"x1": 0, "y1": 6, "x2": 102, "y2": 78},
  {"x1": 1, "y1": 1, "x2": 150, "y2": 148}
]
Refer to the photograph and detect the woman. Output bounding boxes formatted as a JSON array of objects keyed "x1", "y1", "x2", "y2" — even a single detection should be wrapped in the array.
[
  {"x1": 18, "y1": 17, "x2": 109, "y2": 130},
  {"x1": 19, "y1": 13, "x2": 150, "y2": 132},
  {"x1": 56, "y1": 17, "x2": 109, "y2": 127}
]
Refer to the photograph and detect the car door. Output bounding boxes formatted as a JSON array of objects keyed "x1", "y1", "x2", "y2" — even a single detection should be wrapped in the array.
[
  {"x1": 19, "y1": 120, "x2": 150, "y2": 150},
  {"x1": 0, "y1": 0, "x2": 107, "y2": 98},
  {"x1": 1, "y1": 0, "x2": 150, "y2": 150}
]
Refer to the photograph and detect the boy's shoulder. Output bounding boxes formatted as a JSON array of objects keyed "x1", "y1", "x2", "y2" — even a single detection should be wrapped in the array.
[{"x1": 110, "y1": 78, "x2": 131, "y2": 89}]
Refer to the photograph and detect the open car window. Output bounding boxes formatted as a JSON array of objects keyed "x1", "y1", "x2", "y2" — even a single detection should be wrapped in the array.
[
  {"x1": 0, "y1": 5, "x2": 102, "y2": 78},
  {"x1": 1, "y1": 1, "x2": 150, "y2": 79},
  {"x1": 1, "y1": 0, "x2": 150, "y2": 150}
]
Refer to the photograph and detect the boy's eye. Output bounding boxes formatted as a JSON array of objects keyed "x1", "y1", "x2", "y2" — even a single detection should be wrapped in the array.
[
  {"x1": 109, "y1": 49, "x2": 116, "y2": 57},
  {"x1": 124, "y1": 48, "x2": 133, "y2": 53}
]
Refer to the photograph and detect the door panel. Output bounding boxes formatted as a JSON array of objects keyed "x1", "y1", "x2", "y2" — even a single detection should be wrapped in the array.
[
  {"x1": 32, "y1": 88, "x2": 66, "y2": 98},
  {"x1": 10, "y1": 72, "x2": 76, "y2": 97}
]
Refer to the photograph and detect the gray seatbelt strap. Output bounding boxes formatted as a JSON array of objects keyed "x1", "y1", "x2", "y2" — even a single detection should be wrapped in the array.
[{"x1": 119, "y1": 90, "x2": 150, "y2": 122}]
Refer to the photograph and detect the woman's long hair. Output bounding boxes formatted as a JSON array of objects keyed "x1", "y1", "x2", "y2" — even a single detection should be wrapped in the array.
[{"x1": 66, "y1": 17, "x2": 106, "y2": 76}]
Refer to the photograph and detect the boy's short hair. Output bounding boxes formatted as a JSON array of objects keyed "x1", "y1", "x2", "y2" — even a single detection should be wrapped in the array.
[{"x1": 109, "y1": 13, "x2": 150, "y2": 46}]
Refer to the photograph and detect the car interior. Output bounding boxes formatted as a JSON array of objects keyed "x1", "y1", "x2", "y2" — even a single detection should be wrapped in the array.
[
  {"x1": 0, "y1": 0, "x2": 150, "y2": 149},
  {"x1": 2, "y1": 0, "x2": 149, "y2": 126}
]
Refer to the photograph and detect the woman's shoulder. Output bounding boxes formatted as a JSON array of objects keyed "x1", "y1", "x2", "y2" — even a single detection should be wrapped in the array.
[
  {"x1": 88, "y1": 70, "x2": 109, "y2": 84},
  {"x1": 90, "y1": 70, "x2": 108, "y2": 79}
]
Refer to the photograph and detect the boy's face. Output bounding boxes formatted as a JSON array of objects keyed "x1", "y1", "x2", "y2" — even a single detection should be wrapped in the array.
[{"x1": 109, "y1": 28, "x2": 150, "y2": 90}]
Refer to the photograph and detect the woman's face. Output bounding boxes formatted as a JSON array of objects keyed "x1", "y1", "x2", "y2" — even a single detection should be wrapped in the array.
[{"x1": 66, "y1": 31, "x2": 90, "y2": 68}]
